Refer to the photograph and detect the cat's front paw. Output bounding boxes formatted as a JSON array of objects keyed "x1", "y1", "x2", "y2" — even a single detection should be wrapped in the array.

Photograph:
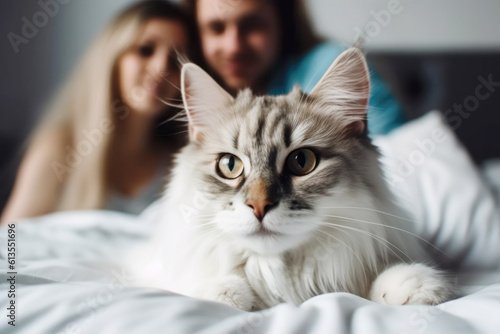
[
  {"x1": 199, "y1": 275, "x2": 257, "y2": 311},
  {"x1": 369, "y1": 263, "x2": 452, "y2": 306}
]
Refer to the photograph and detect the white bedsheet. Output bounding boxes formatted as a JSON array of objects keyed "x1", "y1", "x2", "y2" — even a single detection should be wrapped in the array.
[{"x1": 1, "y1": 211, "x2": 499, "y2": 334}]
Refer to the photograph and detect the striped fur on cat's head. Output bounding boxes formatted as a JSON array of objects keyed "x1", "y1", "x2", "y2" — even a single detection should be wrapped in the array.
[{"x1": 177, "y1": 48, "x2": 388, "y2": 256}]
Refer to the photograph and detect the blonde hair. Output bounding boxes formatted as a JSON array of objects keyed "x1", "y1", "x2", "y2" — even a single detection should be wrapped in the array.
[{"x1": 35, "y1": 1, "x2": 190, "y2": 211}]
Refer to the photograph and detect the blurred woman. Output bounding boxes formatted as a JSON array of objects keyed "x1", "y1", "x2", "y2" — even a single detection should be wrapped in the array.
[{"x1": 1, "y1": 0, "x2": 192, "y2": 223}]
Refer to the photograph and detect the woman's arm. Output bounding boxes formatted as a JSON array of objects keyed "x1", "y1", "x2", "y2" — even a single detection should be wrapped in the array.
[{"x1": 0, "y1": 131, "x2": 66, "y2": 225}]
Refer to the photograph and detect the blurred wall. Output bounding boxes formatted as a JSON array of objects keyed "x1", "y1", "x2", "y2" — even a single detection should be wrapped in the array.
[
  {"x1": 0, "y1": 0, "x2": 136, "y2": 140},
  {"x1": 308, "y1": 0, "x2": 500, "y2": 51}
]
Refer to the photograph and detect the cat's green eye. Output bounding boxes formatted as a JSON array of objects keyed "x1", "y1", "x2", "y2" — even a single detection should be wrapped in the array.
[
  {"x1": 218, "y1": 154, "x2": 244, "y2": 179},
  {"x1": 286, "y1": 149, "x2": 317, "y2": 176}
]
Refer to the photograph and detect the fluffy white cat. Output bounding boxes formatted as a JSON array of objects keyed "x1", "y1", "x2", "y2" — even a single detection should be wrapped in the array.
[{"x1": 126, "y1": 47, "x2": 453, "y2": 310}]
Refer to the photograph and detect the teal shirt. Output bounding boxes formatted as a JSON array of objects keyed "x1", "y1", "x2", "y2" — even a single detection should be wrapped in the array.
[{"x1": 267, "y1": 43, "x2": 406, "y2": 135}]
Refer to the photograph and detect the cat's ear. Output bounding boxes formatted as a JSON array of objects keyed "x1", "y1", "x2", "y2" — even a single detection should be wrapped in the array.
[
  {"x1": 309, "y1": 47, "x2": 370, "y2": 136},
  {"x1": 181, "y1": 63, "x2": 234, "y2": 142}
]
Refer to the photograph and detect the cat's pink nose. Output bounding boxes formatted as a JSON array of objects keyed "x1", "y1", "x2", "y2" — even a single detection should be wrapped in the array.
[{"x1": 246, "y1": 199, "x2": 274, "y2": 222}]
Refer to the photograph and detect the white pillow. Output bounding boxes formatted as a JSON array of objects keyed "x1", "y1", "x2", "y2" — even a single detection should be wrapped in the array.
[
  {"x1": 481, "y1": 159, "x2": 500, "y2": 205},
  {"x1": 373, "y1": 111, "x2": 500, "y2": 271}
]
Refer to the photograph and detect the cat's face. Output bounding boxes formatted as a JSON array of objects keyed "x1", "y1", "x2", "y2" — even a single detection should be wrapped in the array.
[{"x1": 180, "y1": 48, "x2": 373, "y2": 255}]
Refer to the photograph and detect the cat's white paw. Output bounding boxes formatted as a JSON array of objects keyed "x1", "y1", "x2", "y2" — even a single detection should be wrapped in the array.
[
  {"x1": 198, "y1": 275, "x2": 257, "y2": 311},
  {"x1": 369, "y1": 263, "x2": 452, "y2": 306}
]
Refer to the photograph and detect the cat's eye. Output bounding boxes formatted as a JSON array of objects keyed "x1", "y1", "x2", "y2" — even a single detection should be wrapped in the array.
[
  {"x1": 217, "y1": 154, "x2": 244, "y2": 179},
  {"x1": 286, "y1": 148, "x2": 317, "y2": 176}
]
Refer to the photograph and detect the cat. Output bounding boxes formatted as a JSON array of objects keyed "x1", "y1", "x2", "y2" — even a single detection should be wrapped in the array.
[{"x1": 127, "y1": 47, "x2": 453, "y2": 311}]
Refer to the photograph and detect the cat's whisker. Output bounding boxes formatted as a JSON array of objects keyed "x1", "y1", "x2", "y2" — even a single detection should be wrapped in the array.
[
  {"x1": 318, "y1": 222, "x2": 412, "y2": 264},
  {"x1": 203, "y1": 229, "x2": 233, "y2": 246},
  {"x1": 186, "y1": 222, "x2": 216, "y2": 231},
  {"x1": 156, "y1": 107, "x2": 185, "y2": 126},
  {"x1": 159, "y1": 97, "x2": 185, "y2": 105},
  {"x1": 191, "y1": 213, "x2": 216, "y2": 218},
  {"x1": 192, "y1": 216, "x2": 214, "y2": 221},
  {"x1": 195, "y1": 218, "x2": 215, "y2": 223},
  {"x1": 313, "y1": 228, "x2": 365, "y2": 269},
  {"x1": 158, "y1": 95, "x2": 184, "y2": 102},
  {"x1": 302, "y1": 67, "x2": 326, "y2": 98},
  {"x1": 316, "y1": 206, "x2": 415, "y2": 225},
  {"x1": 291, "y1": 66, "x2": 325, "y2": 118},
  {"x1": 317, "y1": 214, "x2": 453, "y2": 260},
  {"x1": 193, "y1": 213, "x2": 220, "y2": 219},
  {"x1": 185, "y1": 214, "x2": 215, "y2": 221},
  {"x1": 313, "y1": 227, "x2": 373, "y2": 279},
  {"x1": 196, "y1": 221, "x2": 218, "y2": 229},
  {"x1": 303, "y1": 231, "x2": 331, "y2": 296},
  {"x1": 156, "y1": 129, "x2": 189, "y2": 137},
  {"x1": 160, "y1": 76, "x2": 182, "y2": 92},
  {"x1": 146, "y1": 67, "x2": 182, "y2": 93},
  {"x1": 160, "y1": 96, "x2": 184, "y2": 101},
  {"x1": 307, "y1": 231, "x2": 323, "y2": 249},
  {"x1": 191, "y1": 221, "x2": 217, "y2": 228},
  {"x1": 195, "y1": 225, "x2": 218, "y2": 234},
  {"x1": 194, "y1": 226, "x2": 223, "y2": 241},
  {"x1": 156, "y1": 96, "x2": 185, "y2": 109},
  {"x1": 193, "y1": 218, "x2": 217, "y2": 225},
  {"x1": 314, "y1": 209, "x2": 416, "y2": 262}
]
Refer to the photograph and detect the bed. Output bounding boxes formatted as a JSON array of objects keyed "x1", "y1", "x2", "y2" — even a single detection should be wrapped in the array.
[{"x1": 1, "y1": 111, "x2": 500, "y2": 334}]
